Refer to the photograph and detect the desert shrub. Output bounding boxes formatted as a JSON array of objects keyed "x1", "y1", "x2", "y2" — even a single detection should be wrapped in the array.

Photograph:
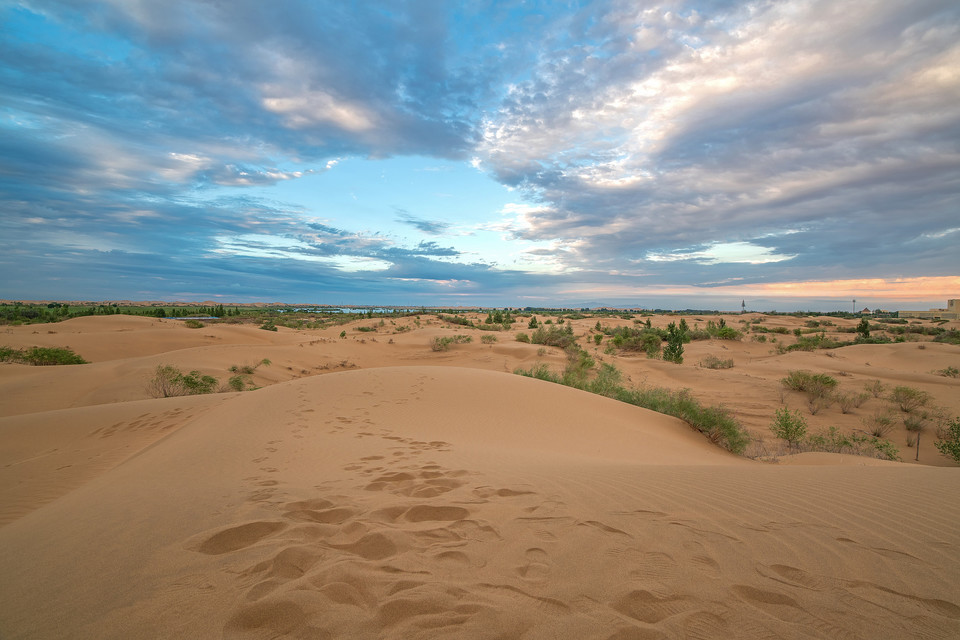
[
  {"x1": 481, "y1": 335, "x2": 498, "y2": 344},
  {"x1": 259, "y1": 320, "x2": 278, "y2": 331},
  {"x1": 933, "y1": 330, "x2": 960, "y2": 345},
  {"x1": 770, "y1": 408, "x2": 807, "y2": 449},
  {"x1": 515, "y1": 363, "x2": 559, "y2": 384},
  {"x1": 531, "y1": 324, "x2": 577, "y2": 349},
  {"x1": 934, "y1": 366, "x2": 959, "y2": 378},
  {"x1": 700, "y1": 355, "x2": 734, "y2": 369},
  {"x1": 752, "y1": 334, "x2": 767, "y2": 343},
  {"x1": 780, "y1": 370, "x2": 838, "y2": 397},
  {"x1": 805, "y1": 427, "x2": 900, "y2": 461},
  {"x1": 339, "y1": 330, "x2": 347, "y2": 338},
  {"x1": 438, "y1": 313, "x2": 474, "y2": 327},
  {"x1": 890, "y1": 386, "x2": 931, "y2": 413},
  {"x1": 934, "y1": 418, "x2": 960, "y2": 463},
  {"x1": 862, "y1": 410, "x2": 896, "y2": 438},
  {"x1": 834, "y1": 392, "x2": 856, "y2": 414},
  {"x1": 229, "y1": 358, "x2": 271, "y2": 375},
  {"x1": 853, "y1": 391, "x2": 870, "y2": 408},
  {"x1": 864, "y1": 380, "x2": 886, "y2": 398},
  {"x1": 148, "y1": 364, "x2": 218, "y2": 397},
  {"x1": 593, "y1": 333, "x2": 603, "y2": 345},
  {"x1": 431, "y1": 337, "x2": 453, "y2": 351},
  {"x1": 226, "y1": 375, "x2": 249, "y2": 391},
  {"x1": 902, "y1": 412, "x2": 928, "y2": 432},
  {"x1": 561, "y1": 348, "x2": 595, "y2": 388},
  {"x1": 515, "y1": 333, "x2": 530, "y2": 343},
  {"x1": 184, "y1": 319, "x2": 204, "y2": 328},
  {"x1": 0, "y1": 346, "x2": 88, "y2": 365},
  {"x1": 356, "y1": 326, "x2": 376, "y2": 332}
]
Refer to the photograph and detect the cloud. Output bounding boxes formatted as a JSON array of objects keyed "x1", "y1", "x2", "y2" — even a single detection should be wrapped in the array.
[
  {"x1": 1, "y1": 1, "x2": 957, "y2": 308},
  {"x1": 395, "y1": 211, "x2": 452, "y2": 236},
  {"x1": 475, "y1": 0, "x2": 960, "y2": 279}
]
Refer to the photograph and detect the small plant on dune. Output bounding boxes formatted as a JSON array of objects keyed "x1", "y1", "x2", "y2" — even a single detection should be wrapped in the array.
[
  {"x1": 834, "y1": 392, "x2": 864, "y2": 414},
  {"x1": 864, "y1": 379, "x2": 886, "y2": 398},
  {"x1": 431, "y1": 336, "x2": 453, "y2": 352},
  {"x1": 229, "y1": 358, "x2": 271, "y2": 375},
  {"x1": 781, "y1": 370, "x2": 838, "y2": 396},
  {"x1": 699, "y1": 355, "x2": 734, "y2": 369},
  {"x1": 890, "y1": 385, "x2": 931, "y2": 413},
  {"x1": 259, "y1": 320, "x2": 278, "y2": 331},
  {"x1": 515, "y1": 332, "x2": 530, "y2": 343},
  {"x1": 481, "y1": 334, "x2": 498, "y2": 344},
  {"x1": 862, "y1": 410, "x2": 896, "y2": 438},
  {"x1": 148, "y1": 364, "x2": 218, "y2": 397},
  {"x1": 339, "y1": 330, "x2": 346, "y2": 338},
  {"x1": 933, "y1": 365, "x2": 959, "y2": 378},
  {"x1": 934, "y1": 418, "x2": 960, "y2": 463},
  {"x1": 770, "y1": 407, "x2": 808, "y2": 450},
  {"x1": 184, "y1": 319, "x2": 204, "y2": 328}
]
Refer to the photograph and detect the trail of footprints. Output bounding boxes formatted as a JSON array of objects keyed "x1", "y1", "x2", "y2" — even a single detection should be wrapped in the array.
[{"x1": 189, "y1": 400, "x2": 960, "y2": 639}]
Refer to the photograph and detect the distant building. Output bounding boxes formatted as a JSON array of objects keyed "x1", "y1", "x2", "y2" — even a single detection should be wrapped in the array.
[{"x1": 899, "y1": 299, "x2": 960, "y2": 320}]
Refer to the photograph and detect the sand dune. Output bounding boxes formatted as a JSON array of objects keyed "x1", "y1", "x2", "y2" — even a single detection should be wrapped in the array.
[{"x1": 1, "y1": 315, "x2": 959, "y2": 638}]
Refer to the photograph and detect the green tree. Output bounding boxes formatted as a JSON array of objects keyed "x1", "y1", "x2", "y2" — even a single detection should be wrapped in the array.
[
  {"x1": 663, "y1": 322, "x2": 684, "y2": 364},
  {"x1": 856, "y1": 317, "x2": 871, "y2": 340}
]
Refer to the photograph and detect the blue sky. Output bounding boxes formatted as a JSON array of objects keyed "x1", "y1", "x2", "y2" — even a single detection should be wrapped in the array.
[{"x1": 1, "y1": 0, "x2": 958, "y2": 310}]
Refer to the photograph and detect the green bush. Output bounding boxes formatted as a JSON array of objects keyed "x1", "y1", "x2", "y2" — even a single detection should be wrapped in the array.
[
  {"x1": 934, "y1": 418, "x2": 960, "y2": 463},
  {"x1": 770, "y1": 407, "x2": 808, "y2": 449},
  {"x1": 781, "y1": 370, "x2": 838, "y2": 397},
  {"x1": 148, "y1": 364, "x2": 218, "y2": 397},
  {"x1": 531, "y1": 324, "x2": 577, "y2": 349},
  {"x1": 934, "y1": 366, "x2": 959, "y2": 378},
  {"x1": 0, "y1": 346, "x2": 88, "y2": 365},
  {"x1": 805, "y1": 427, "x2": 900, "y2": 461},
  {"x1": 183, "y1": 319, "x2": 204, "y2": 328},
  {"x1": 259, "y1": 320, "x2": 278, "y2": 331},
  {"x1": 515, "y1": 332, "x2": 530, "y2": 343},
  {"x1": 481, "y1": 334, "x2": 498, "y2": 344},
  {"x1": 890, "y1": 386, "x2": 930, "y2": 413}
]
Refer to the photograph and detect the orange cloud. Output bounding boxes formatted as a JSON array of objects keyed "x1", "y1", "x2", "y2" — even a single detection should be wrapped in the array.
[{"x1": 562, "y1": 276, "x2": 960, "y2": 302}]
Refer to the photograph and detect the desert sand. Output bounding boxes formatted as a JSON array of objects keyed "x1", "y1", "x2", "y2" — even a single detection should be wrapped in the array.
[{"x1": 1, "y1": 312, "x2": 959, "y2": 639}]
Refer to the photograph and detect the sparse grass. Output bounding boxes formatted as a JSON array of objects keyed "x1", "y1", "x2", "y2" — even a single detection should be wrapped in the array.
[
  {"x1": 699, "y1": 355, "x2": 734, "y2": 369},
  {"x1": 933, "y1": 365, "x2": 959, "y2": 378},
  {"x1": 0, "y1": 346, "x2": 88, "y2": 365},
  {"x1": 515, "y1": 361, "x2": 749, "y2": 455},
  {"x1": 481, "y1": 334, "x2": 497, "y2": 344}
]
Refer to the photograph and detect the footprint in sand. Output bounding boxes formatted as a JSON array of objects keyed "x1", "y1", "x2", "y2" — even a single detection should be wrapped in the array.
[
  {"x1": 193, "y1": 521, "x2": 287, "y2": 555},
  {"x1": 516, "y1": 547, "x2": 552, "y2": 583}
]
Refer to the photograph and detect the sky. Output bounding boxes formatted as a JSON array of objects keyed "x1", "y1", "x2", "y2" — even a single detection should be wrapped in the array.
[{"x1": 1, "y1": 0, "x2": 958, "y2": 311}]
